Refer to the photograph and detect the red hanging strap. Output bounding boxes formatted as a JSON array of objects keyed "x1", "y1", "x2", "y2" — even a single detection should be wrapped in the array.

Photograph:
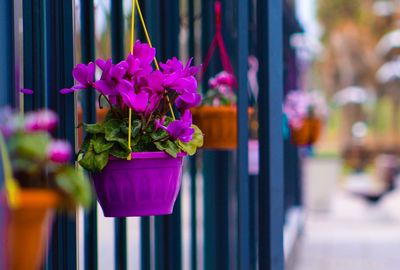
[{"x1": 201, "y1": 1, "x2": 236, "y2": 81}]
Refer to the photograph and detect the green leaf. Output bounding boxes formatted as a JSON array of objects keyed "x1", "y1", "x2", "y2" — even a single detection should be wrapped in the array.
[
  {"x1": 154, "y1": 140, "x2": 180, "y2": 158},
  {"x1": 79, "y1": 142, "x2": 109, "y2": 172},
  {"x1": 150, "y1": 128, "x2": 168, "y2": 141},
  {"x1": 177, "y1": 125, "x2": 204, "y2": 155},
  {"x1": 80, "y1": 134, "x2": 92, "y2": 153},
  {"x1": 83, "y1": 123, "x2": 105, "y2": 134},
  {"x1": 104, "y1": 119, "x2": 130, "y2": 150},
  {"x1": 131, "y1": 119, "x2": 142, "y2": 138},
  {"x1": 92, "y1": 134, "x2": 114, "y2": 153},
  {"x1": 10, "y1": 132, "x2": 51, "y2": 161},
  {"x1": 109, "y1": 144, "x2": 130, "y2": 159},
  {"x1": 55, "y1": 166, "x2": 92, "y2": 208}
]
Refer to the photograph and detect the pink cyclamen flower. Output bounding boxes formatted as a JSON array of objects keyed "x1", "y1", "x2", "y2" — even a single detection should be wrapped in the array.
[
  {"x1": 47, "y1": 140, "x2": 72, "y2": 163},
  {"x1": 60, "y1": 62, "x2": 96, "y2": 94},
  {"x1": 25, "y1": 109, "x2": 58, "y2": 132}
]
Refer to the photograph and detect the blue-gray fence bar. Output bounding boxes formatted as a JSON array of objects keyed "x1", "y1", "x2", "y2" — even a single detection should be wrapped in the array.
[
  {"x1": 257, "y1": 0, "x2": 285, "y2": 269},
  {"x1": 80, "y1": 1, "x2": 98, "y2": 269},
  {"x1": 110, "y1": 1, "x2": 128, "y2": 270},
  {"x1": 236, "y1": 0, "x2": 250, "y2": 269}
]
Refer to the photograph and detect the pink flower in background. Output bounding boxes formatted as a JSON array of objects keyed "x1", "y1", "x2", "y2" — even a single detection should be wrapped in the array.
[
  {"x1": 283, "y1": 90, "x2": 328, "y2": 128},
  {"x1": 47, "y1": 140, "x2": 72, "y2": 163},
  {"x1": 209, "y1": 71, "x2": 236, "y2": 88},
  {"x1": 25, "y1": 109, "x2": 58, "y2": 132}
]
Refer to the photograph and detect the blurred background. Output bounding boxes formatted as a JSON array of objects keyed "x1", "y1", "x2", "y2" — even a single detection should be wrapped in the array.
[{"x1": 288, "y1": 0, "x2": 400, "y2": 269}]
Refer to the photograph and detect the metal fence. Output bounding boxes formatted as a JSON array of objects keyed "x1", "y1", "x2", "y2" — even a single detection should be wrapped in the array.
[{"x1": 0, "y1": 0, "x2": 294, "y2": 269}]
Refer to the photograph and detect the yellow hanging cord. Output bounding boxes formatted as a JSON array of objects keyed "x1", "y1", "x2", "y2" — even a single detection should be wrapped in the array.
[
  {"x1": 128, "y1": 0, "x2": 177, "y2": 160},
  {"x1": 135, "y1": 0, "x2": 176, "y2": 120},
  {"x1": 0, "y1": 132, "x2": 20, "y2": 208},
  {"x1": 127, "y1": 0, "x2": 136, "y2": 161}
]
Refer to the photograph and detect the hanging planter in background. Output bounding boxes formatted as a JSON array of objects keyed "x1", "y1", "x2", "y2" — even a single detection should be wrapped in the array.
[
  {"x1": 0, "y1": 108, "x2": 92, "y2": 270},
  {"x1": 60, "y1": 0, "x2": 203, "y2": 217},
  {"x1": 1, "y1": 190, "x2": 59, "y2": 270},
  {"x1": 192, "y1": 106, "x2": 254, "y2": 149},
  {"x1": 290, "y1": 117, "x2": 321, "y2": 146},
  {"x1": 193, "y1": 1, "x2": 250, "y2": 150},
  {"x1": 284, "y1": 90, "x2": 328, "y2": 147}
]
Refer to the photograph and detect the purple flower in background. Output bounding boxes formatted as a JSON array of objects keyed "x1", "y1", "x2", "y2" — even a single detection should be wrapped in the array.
[
  {"x1": 175, "y1": 91, "x2": 202, "y2": 110},
  {"x1": 120, "y1": 90, "x2": 149, "y2": 113},
  {"x1": 158, "y1": 110, "x2": 194, "y2": 142},
  {"x1": 47, "y1": 140, "x2": 72, "y2": 163},
  {"x1": 20, "y1": 88, "x2": 34, "y2": 95},
  {"x1": 25, "y1": 109, "x2": 58, "y2": 132},
  {"x1": 60, "y1": 62, "x2": 95, "y2": 94},
  {"x1": 0, "y1": 107, "x2": 20, "y2": 138}
]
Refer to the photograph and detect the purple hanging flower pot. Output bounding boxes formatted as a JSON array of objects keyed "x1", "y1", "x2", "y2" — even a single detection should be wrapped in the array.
[{"x1": 92, "y1": 151, "x2": 186, "y2": 217}]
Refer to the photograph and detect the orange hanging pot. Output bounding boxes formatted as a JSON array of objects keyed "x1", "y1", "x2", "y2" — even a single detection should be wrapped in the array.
[
  {"x1": 290, "y1": 118, "x2": 321, "y2": 146},
  {"x1": 191, "y1": 106, "x2": 253, "y2": 150},
  {"x1": 1, "y1": 189, "x2": 60, "y2": 270}
]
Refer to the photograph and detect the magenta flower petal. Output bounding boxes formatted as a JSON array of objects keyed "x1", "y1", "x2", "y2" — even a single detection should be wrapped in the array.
[
  {"x1": 47, "y1": 140, "x2": 72, "y2": 163},
  {"x1": 117, "y1": 79, "x2": 134, "y2": 94},
  {"x1": 60, "y1": 85, "x2": 86, "y2": 94},
  {"x1": 164, "y1": 110, "x2": 194, "y2": 142},
  {"x1": 133, "y1": 92, "x2": 149, "y2": 112},
  {"x1": 175, "y1": 92, "x2": 202, "y2": 110},
  {"x1": 20, "y1": 88, "x2": 34, "y2": 94},
  {"x1": 72, "y1": 64, "x2": 89, "y2": 85},
  {"x1": 94, "y1": 80, "x2": 114, "y2": 95},
  {"x1": 121, "y1": 90, "x2": 149, "y2": 113},
  {"x1": 132, "y1": 40, "x2": 156, "y2": 65},
  {"x1": 166, "y1": 120, "x2": 194, "y2": 142}
]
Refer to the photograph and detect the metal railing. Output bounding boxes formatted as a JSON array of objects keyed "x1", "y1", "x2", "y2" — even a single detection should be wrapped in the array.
[{"x1": 0, "y1": 0, "x2": 291, "y2": 269}]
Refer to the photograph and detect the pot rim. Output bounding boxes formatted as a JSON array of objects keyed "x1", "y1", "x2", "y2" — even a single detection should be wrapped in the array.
[
  {"x1": 1, "y1": 189, "x2": 60, "y2": 210},
  {"x1": 110, "y1": 151, "x2": 187, "y2": 160}
]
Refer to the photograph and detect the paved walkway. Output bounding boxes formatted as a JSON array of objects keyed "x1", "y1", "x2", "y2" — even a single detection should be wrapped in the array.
[{"x1": 289, "y1": 185, "x2": 400, "y2": 270}]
